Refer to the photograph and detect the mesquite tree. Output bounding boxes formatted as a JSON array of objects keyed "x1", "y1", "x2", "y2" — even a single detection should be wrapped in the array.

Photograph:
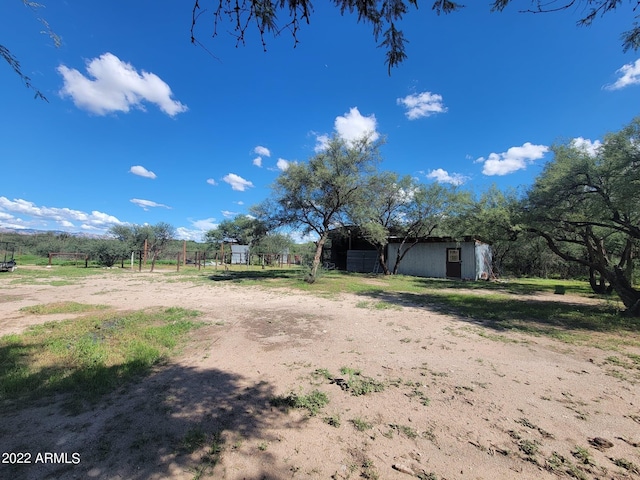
[
  {"x1": 110, "y1": 222, "x2": 176, "y2": 272},
  {"x1": 524, "y1": 118, "x2": 640, "y2": 316},
  {"x1": 267, "y1": 135, "x2": 380, "y2": 282},
  {"x1": 190, "y1": 0, "x2": 639, "y2": 73}
]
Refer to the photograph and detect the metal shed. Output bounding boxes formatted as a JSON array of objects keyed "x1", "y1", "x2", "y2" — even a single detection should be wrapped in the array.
[{"x1": 386, "y1": 237, "x2": 492, "y2": 280}]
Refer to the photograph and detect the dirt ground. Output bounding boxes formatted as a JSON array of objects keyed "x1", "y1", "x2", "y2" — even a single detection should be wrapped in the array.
[{"x1": 1, "y1": 269, "x2": 639, "y2": 480}]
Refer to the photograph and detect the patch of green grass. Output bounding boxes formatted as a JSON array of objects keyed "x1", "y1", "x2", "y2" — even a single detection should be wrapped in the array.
[
  {"x1": 373, "y1": 301, "x2": 401, "y2": 310},
  {"x1": 20, "y1": 301, "x2": 109, "y2": 315},
  {"x1": 518, "y1": 439, "x2": 539, "y2": 456},
  {"x1": 350, "y1": 417, "x2": 373, "y2": 431},
  {"x1": 0, "y1": 307, "x2": 202, "y2": 407},
  {"x1": 339, "y1": 366, "x2": 385, "y2": 396},
  {"x1": 389, "y1": 290, "x2": 639, "y2": 346},
  {"x1": 605, "y1": 355, "x2": 640, "y2": 374},
  {"x1": 361, "y1": 458, "x2": 379, "y2": 479},
  {"x1": 612, "y1": 457, "x2": 639, "y2": 474},
  {"x1": 312, "y1": 368, "x2": 333, "y2": 380},
  {"x1": 545, "y1": 452, "x2": 567, "y2": 472},
  {"x1": 571, "y1": 446, "x2": 594, "y2": 465},
  {"x1": 355, "y1": 299, "x2": 401, "y2": 310},
  {"x1": 407, "y1": 387, "x2": 431, "y2": 406},
  {"x1": 7, "y1": 266, "x2": 123, "y2": 283},
  {"x1": 190, "y1": 431, "x2": 223, "y2": 480},
  {"x1": 270, "y1": 389, "x2": 329, "y2": 416},
  {"x1": 417, "y1": 473, "x2": 439, "y2": 480},
  {"x1": 181, "y1": 427, "x2": 207, "y2": 453},
  {"x1": 389, "y1": 424, "x2": 418, "y2": 439},
  {"x1": 323, "y1": 413, "x2": 341, "y2": 427},
  {"x1": 340, "y1": 366, "x2": 362, "y2": 376},
  {"x1": 626, "y1": 352, "x2": 640, "y2": 364}
]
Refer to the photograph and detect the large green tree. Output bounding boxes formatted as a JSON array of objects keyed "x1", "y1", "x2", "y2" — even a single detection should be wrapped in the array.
[
  {"x1": 265, "y1": 135, "x2": 380, "y2": 282},
  {"x1": 524, "y1": 118, "x2": 640, "y2": 315},
  {"x1": 204, "y1": 215, "x2": 268, "y2": 246},
  {"x1": 86, "y1": 239, "x2": 130, "y2": 268},
  {"x1": 191, "y1": 0, "x2": 640, "y2": 72},
  {"x1": 110, "y1": 222, "x2": 176, "y2": 272}
]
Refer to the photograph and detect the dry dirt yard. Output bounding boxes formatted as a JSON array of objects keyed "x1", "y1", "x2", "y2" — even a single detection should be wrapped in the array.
[{"x1": 1, "y1": 268, "x2": 640, "y2": 480}]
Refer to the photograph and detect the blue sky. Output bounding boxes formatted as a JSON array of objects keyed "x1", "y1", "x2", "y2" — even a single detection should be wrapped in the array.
[{"x1": 1, "y1": 1, "x2": 638, "y2": 241}]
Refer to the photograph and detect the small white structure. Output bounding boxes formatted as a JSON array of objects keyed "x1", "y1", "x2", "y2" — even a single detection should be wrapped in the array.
[
  {"x1": 386, "y1": 237, "x2": 492, "y2": 280},
  {"x1": 230, "y1": 244, "x2": 250, "y2": 264}
]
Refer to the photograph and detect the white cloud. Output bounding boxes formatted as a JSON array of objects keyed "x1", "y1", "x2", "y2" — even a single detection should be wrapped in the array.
[
  {"x1": 276, "y1": 158, "x2": 290, "y2": 171},
  {"x1": 0, "y1": 196, "x2": 122, "y2": 231},
  {"x1": 190, "y1": 217, "x2": 218, "y2": 231},
  {"x1": 57, "y1": 52, "x2": 188, "y2": 116},
  {"x1": 222, "y1": 173, "x2": 254, "y2": 191},
  {"x1": 130, "y1": 198, "x2": 171, "y2": 210},
  {"x1": 316, "y1": 107, "x2": 379, "y2": 151},
  {"x1": 206, "y1": 178, "x2": 217, "y2": 186},
  {"x1": 478, "y1": 142, "x2": 549, "y2": 176},
  {"x1": 87, "y1": 210, "x2": 122, "y2": 226},
  {"x1": 254, "y1": 146, "x2": 271, "y2": 157},
  {"x1": 605, "y1": 58, "x2": 640, "y2": 90},
  {"x1": 397, "y1": 91, "x2": 447, "y2": 120},
  {"x1": 221, "y1": 210, "x2": 237, "y2": 218},
  {"x1": 571, "y1": 137, "x2": 602, "y2": 156},
  {"x1": 235, "y1": 201, "x2": 245, "y2": 205},
  {"x1": 175, "y1": 227, "x2": 204, "y2": 242},
  {"x1": 129, "y1": 165, "x2": 157, "y2": 179},
  {"x1": 426, "y1": 168, "x2": 468, "y2": 185},
  {"x1": 314, "y1": 134, "x2": 331, "y2": 153},
  {"x1": 253, "y1": 157, "x2": 263, "y2": 167},
  {"x1": 335, "y1": 107, "x2": 380, "y2": 144},
  {"x1": 175, "y1": 217, "x2": 219, "y2": 241}
]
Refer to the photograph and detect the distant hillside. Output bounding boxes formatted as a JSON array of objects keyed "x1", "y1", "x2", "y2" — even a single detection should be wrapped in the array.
[{"x1": 0, "y1": 227, "x2": 105, "y2": 239}]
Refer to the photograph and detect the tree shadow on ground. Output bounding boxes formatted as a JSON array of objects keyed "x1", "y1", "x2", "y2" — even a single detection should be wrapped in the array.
[
  {"x1": 413, "y1": 277, "x2": 594, "y2": 296},
  {"x1": 356, "y1": 289, "x2": 639, "y2": 336},
  {"x1": 208, "y1": 268, "x2": 301, "y2": 283},
  {"x1": 0, "y1": 362, "x2": 305, "y2": 480}
]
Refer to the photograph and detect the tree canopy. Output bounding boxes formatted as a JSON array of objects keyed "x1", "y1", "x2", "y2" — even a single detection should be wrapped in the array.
[
  {"x1": 523, "y1": 117, "x2": 640, "y2": 315},
  {"x1": 191, "y1": 0, "x2": 640, "y2": 73},
  {"x1": 262, "y1": 134, "x2": 380, "y2": 281},
  {"x1": 110, "y1": 222, "x2": 176, "y2": 272},
  {"x1": 204, "y1": 215, "x2": 268, "y2": 245}
]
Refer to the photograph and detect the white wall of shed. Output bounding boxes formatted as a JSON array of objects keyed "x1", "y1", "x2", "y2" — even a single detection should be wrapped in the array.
[{"x1": 387, "y1": 242, "x2": 477, "y2": 278}]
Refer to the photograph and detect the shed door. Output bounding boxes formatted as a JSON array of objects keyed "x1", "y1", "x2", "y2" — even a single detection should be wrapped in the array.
[{"x1": 446, "y1": 248, "x2": 462, "y2": 278}]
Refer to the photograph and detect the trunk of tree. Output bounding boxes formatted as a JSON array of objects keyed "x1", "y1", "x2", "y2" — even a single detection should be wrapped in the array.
[
  {"x1": 377, "y1": 246, "x2": 390, "y2": 275},
  {"x1": 533, "y1": 228, "x2": 640, "y2": 316},
  {"x1": 611, "y1": 266, "x2": 640, "y2": 316},
  {"x1": 150, "y1": 251, "x2": 158, "y2": 272},
  {"x1": 308, "y1": 233, "x2": 328, "y2": 283},
  {"x1": 589, "y1": 267, "x2": 614, "y2": 295},
  {"x1": 392, "y1": 238, "x2": 419, "y2": 275}
]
